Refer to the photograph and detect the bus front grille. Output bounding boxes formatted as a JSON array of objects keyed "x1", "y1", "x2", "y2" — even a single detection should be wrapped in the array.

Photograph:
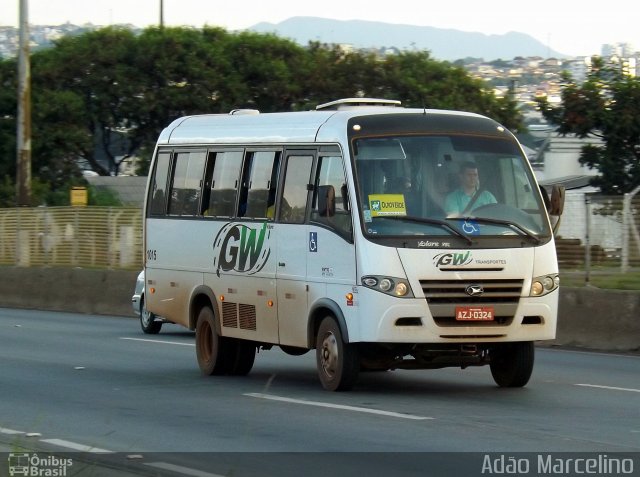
[{"x1": 420, "y1": 279, "x2": 524, "y2": 327}]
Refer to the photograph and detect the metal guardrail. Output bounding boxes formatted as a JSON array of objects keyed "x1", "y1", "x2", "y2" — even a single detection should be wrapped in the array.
[
  {"x1": 0, "y1": 206, "x2": 142, "y2": 269},
  {"x1": 1, "y1": 198, "x2": 639, "y2": 277},
  {"x1": 555, "y1": 194, "x2": 640, "y2": 284}
]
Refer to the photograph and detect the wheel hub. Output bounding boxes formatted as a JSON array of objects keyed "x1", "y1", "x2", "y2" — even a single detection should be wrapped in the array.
[{"x1": 320, "y1": 332, "x2": 338, "y2": 377}]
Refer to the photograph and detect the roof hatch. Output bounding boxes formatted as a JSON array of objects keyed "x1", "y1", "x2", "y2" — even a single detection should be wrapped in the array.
[{"x1": 315, "y1": 98, "x2": 401, "y2": 111}]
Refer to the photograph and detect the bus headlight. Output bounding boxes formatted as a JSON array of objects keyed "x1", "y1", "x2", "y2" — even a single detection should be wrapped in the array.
[
  {"x1": 530, "y1": 274, "x2": 559, "y2": 297},
  {"x1": 361, "y1": 275, "x2": 414, "y2": 298},
  {"x1": 379, "y1": 278, "x2": 392, "y2": 292}
]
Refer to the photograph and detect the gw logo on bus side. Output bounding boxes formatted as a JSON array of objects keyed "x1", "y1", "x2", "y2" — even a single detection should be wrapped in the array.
[
  {"x1": 434, "y1": 251, "x2": 473, "y2": 267},
  {"x1": 213, "y1": 222, "x2": 271, "y2": 277}
]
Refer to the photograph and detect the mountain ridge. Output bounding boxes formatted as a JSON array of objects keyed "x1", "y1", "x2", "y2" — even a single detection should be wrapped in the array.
[{"x1": 249, "y1": 16, "x2": 565, "y2": 61}]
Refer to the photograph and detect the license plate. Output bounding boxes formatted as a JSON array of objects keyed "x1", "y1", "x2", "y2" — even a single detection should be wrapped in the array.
[{"x1": 455, "y1": 306, "x2": 494, "y2": 321}]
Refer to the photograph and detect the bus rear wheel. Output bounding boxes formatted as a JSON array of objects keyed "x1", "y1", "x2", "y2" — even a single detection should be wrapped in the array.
[
  {"x1": 195, "y1": 306, "x2": 234, "y2": 376},
  {"x1": 315, "y1": 316, "x2": 359, "y2": 391},
  {"x1": 490, "y1": 341, "x2": 535, "y2": 388},
  {"x1": 229, "y1": 340, "x2": 256, "y2": 376}
]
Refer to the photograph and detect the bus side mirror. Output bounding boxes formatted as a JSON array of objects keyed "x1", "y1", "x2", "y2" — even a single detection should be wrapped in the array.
[
  {"x1": 549, "y1": 185, "x2": 565, "y2": 217},
  {"x1": 541, "y1": 184, "x2": 565, "y2": 235},
  {"x1": 340, "y1": 184, "x2": 350, "y2": 212},
  {"x1": 318, "y1": 185, "x2": 336, "y2": 217}
]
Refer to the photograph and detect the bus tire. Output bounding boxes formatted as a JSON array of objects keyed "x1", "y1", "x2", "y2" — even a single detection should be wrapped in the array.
[
  {"x1": 316, "y1": 316, "x2": 360, "y2": 391},
  {"x1": 195, "y1": 306, "x2": 234, "y2": 376},
  {"x1": 140, "y1": 297, "x2": 162, "y2": 334},
  {"x1": 229, "y1": 340, "x2": 256, "y2": 376},
  {"x1": 490, "y1": 341, "x2": 535, "y2": 388}
]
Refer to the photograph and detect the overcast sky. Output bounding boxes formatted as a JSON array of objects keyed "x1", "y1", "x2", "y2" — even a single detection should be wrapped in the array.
[{"x1": 2, "y1": 0, "x2": 637, "y2": 57}]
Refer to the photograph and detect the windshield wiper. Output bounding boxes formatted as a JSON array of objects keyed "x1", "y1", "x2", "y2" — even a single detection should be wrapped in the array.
[
  {"x1": 455, "y1": 216, "x2": 541, "y2": 244},
  {"x1": 382, "y1": 215, "x2": 473, "y2": 244}
]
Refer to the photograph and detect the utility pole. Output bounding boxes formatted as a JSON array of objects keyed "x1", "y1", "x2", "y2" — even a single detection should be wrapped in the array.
[
  {"x1": 16, "y1": 0, "x2": 32, "y2": 206},
  {"x1": 159, "y1": 0, "x2": 164, "y2": 28}
]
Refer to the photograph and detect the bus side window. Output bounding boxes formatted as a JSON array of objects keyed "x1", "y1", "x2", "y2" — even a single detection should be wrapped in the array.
[
  {"x1": 168, "y1": 151, "x2": 206, "y2": 217},
  {"x1": 243, "y1": 151, "x2": 281, "y2": 219},
  {"x1": 206, "y1": 150, "x2": 243, "y2": 217},
  {"x1": 280, "y1": 155, "x2": 313, "y2": 223},
  {"x1": 148, "y1": 151, "x2": 171, "y2": 216}
]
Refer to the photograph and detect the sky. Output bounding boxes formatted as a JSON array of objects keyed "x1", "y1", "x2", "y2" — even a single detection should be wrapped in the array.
[{"x1": 2, "y1": 0, "x2": 638, "y2": 57}]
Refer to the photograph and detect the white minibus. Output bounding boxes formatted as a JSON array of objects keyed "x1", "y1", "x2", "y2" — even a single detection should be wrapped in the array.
[{"x1": 143, "y1": 98, "x2": 564, "y2": 391}]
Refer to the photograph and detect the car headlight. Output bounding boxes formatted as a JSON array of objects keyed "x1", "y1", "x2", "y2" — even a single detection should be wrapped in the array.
[
  {"x1": 530, "y1": 274, "x2": 559, "y2": 297},
  {"x1": 361, "y1": 275, "x2": 414, "y2": 298}
]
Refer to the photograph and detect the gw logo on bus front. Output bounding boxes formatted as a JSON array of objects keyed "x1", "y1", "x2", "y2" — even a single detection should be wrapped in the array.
[
  {"x1": 213, "y1": 223, "x2": 272, "y2": 277},
  {"x1": 434, "y1": 251, "x2": 473, "y2": 267}
]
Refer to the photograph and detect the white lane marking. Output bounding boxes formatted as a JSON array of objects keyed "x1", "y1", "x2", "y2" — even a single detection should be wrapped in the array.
[
  {"x1": 0, "y1": 427, "x2": 25, "y2": 435},
  {"x1": 575, "y1": 384, "x2": 640, "y2": 393},
  {"x1": 245, "y1": 393, "x2": 432, "y2": 420},
  {"x1": 120, "y1": 337, "x2": 195, "y2": 347},
  {"x1": 145, "y1": 462, "x2": 226, "y2": 477},
  {"x1": 39, "y1": 438, "x2": 114, "y2": 453}
]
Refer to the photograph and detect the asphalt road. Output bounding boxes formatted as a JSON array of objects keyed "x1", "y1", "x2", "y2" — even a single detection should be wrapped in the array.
[{"x1": 0, "y1": 308, "x2": 638, "y2": 477}]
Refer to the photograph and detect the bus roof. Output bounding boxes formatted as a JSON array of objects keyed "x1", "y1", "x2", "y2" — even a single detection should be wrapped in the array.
[{"x1": 156, "y1": 106, "x2": 495, "y2": 146}]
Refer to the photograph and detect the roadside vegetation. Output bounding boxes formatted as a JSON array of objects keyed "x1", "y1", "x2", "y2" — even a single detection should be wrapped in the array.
[
  {"x1": 0, "y1": 26, "x2": 521, "y2": 207},
  {"x1": 537, "y1": 57, "x2": 640, "y2": 196}
]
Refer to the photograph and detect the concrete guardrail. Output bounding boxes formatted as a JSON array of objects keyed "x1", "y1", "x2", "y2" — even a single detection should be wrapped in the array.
[{"x1": 0, "y1": 267, "x2": 638, "y2": 353}]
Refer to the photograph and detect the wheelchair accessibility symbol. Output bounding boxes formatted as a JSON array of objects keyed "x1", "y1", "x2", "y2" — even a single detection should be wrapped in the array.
[
  {"x1": 309, "y1": 232, "x2": 318, "y2": 252},
  {"x1": 462, "y1": 220, "x2": 480, "y2": 235}
]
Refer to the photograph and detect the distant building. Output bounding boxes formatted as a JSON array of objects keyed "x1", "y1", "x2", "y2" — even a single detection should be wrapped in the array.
[
  {"x1": 563, "y1": 56, "x2": 592, "y2": 83},
  {"x1": 526, "y1": 121, "x2": 601, "y2": 187},
  {"x1": 602, "y1": 42, "x2": 636, "y2": 58}
]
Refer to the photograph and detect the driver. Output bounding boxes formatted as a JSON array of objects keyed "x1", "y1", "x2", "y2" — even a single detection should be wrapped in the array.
[{"x1": 445, "y1": 162, "x2": 496, "y2": 215}]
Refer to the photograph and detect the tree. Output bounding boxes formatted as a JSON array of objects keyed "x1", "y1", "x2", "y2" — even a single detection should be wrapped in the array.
[
  {"x1": 217, "y1": 31, "x2": 308, "y2": 112},
  {"x1": 0, "y1": 26, "x2": 523, "y2": 205},
  {"x1": 33, "y1": 27, "x2": 143, "y2": 177},
  {"x1": 537, "y1": 57, "x2": 640, "y2": 194},
  {"x1": 371, "y1": 51, "x2": 523, "y2": 132},
  {"x1": 0, "y1": 55, "x2": 87, "y2": 206},
  {"x1": 0, "y1": 57, "x2": 18, "y2": 180}
]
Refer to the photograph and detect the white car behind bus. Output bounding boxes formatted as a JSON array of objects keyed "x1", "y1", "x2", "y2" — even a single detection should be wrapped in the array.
[{"x1": 131, "y1": 270, "x2": 165, "y2": 334}]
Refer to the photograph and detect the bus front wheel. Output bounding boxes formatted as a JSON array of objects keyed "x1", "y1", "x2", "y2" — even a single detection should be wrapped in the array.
[
  {"x1": 195, "y1": 306, "x2": 234, "y2": 376},
  {"x1": 490, "y1": 341, "x2": 535, "y2": 388},
  {"x1": 315, "y1": 316, "x2": 359, "y2": 391}
]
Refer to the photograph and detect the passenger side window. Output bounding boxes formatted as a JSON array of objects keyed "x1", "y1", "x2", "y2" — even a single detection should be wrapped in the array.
[
  {"x1": 241, "y1": 151, "x2": 281, "y2": 219},
  {"x1": 168, "y1": 151, "x2": 206, "y2": 216},
  {"x1": 149, "y1": 151, "x2": 171, "y2": 216},
  {"x1": 206, "y1": 151, "x2": 243, "y2": 217},
  {"x1": 280, "y1": 155, "x2": 313, "y2": 224}
]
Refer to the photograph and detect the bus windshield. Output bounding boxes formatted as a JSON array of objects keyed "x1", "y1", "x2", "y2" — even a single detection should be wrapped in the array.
[{"x1": 353, "y1": 134, "x2": 551, "y2": 242}]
